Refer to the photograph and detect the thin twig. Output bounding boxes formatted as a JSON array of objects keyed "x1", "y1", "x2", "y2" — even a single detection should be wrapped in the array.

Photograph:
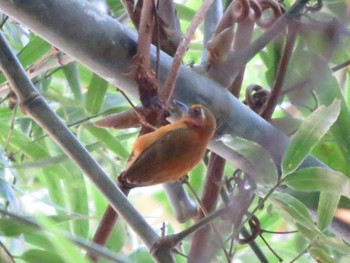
[
  {"x1": 188, "y1": 153, "x2": 228, "y2": 262},
  {"x1": 259, "y1": 234, "x2": 283, "y2": 262},
  {"x1": 240, "y1": 227, "x2": 269, "y2": 263},
  {"x1": 0, "y1": 15, "x2": 8, "y2": 29},
  {"x1": 161, "y1": 0, "x2": 214, "y2": 106},
  {"x1": 332, "y1": 59, "x2": 350, "y2": 72},
  {"x1": 260, "y1": 27, "x2": 297, "y2": 119},
  {"x1": 289, "y1": 243, "x2": 311, "y2": 263},
  {"x1": 117, "y1": 88, "x2": 156, "y2": 130},
  {"x1": 183, "y1": 178, "x2": 231, "y2": 262},
  {"x1": 262, "y1": 229, "x2": 298, "y2": 234},
  {"x1": 136, "y1": 0, "x2": 155, "y2": 68}
]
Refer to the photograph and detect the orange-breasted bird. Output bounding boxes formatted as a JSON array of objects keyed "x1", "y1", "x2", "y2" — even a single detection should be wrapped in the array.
[{"x1": 118, "y1": 100, "x2": 216, "y2": 188}]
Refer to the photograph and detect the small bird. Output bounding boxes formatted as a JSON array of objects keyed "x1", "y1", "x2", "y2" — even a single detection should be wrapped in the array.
[{"x1": 118, "y1": 100, "x2": 216, "y2": 188}]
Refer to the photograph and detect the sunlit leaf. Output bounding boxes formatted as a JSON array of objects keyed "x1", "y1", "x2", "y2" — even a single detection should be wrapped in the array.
[
  {"x1": 36, "y1": 216, "x2": 89, "y2": 263},
  {"x1": 85, "y1": 124, "x2": 129, "y2": 160},
  {"x1": 85, "y1": 73, "x2": 108, "y2": 114},
  {"x1": 284, "y1": 167, "x2": 350, "y2": 198},
  {"x1": 270, "y1": 192, "x2": 321, "y2": 235},
  {"x1": 317, "y1": 191, "x2": 341, "y2": 232},
  {"x1": 221, "y1": 135, "x2": 278, "y2": 185},
  {"x1": 309, "y1": 247, "x2": 336, "y2": 263},
  {"x1": 282, "y1": 100, "x2": 341, "y2": 175},
  {"x1": 62, "y1": 63, "x2": 82, "y2": 101},
  {"x1": 19, "y1": 249, "x2": 65, "y2": 263}
]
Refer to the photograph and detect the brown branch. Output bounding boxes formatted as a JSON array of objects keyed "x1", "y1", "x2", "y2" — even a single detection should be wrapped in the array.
[
  {"x1": 188, "y1": 153, "x2": 226, "y2": 263},
  {"x1": 121, "y1": 0, "x2": 182, "y2": 56},
  {"x1": 88, "y1": 127, "x2": 147, "y2": 262},
  {"x1": 160, "y1": 0, "x2": 215, "y2": 106},
  {"x1": 90, "y1": 2, "x2": 158, "y2": 259},
  {"x1": 228, "y1": 18, "x2": 255, "y2": 96},
  {"x1": 133, "y1": 0, "x2": 159, "y2": 108},
  {"x1": 137, "y1": 0, "x2": 154, "y2": 68},
  {"x1": 187, "y1": 15, "x2": 255, "y2": 262},
  {"x1": 260, "y1": 27, "x2": 297, "y2": 120},
  {"x1": 332, "y1": 59, "x2": 350, "y2": 72}
]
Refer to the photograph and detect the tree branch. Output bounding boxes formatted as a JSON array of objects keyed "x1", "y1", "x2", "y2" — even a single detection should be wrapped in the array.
[{"x1": 0, "y1": 32, "x2": 173, "y2": 263}]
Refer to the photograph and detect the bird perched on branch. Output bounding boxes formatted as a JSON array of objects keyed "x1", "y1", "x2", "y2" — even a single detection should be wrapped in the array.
[{"x1": 118, "y1": 100, "x2": 216, "y2": 188}]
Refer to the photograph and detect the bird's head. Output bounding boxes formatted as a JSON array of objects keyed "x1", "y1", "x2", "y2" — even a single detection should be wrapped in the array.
[{"x1": 174, "y1": 100, "x2": 216, "y2": 137}]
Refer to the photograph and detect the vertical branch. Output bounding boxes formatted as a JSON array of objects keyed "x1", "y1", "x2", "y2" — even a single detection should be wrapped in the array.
[
  {"x1": 228, "y1": 18, "x2": 255, "y2": 96},
  {"x1": 134, "y1": 0, "x2": 158, "y2": 108},
  {"x1": 188, "y1": 154, "x2": 226, "y2": 263},
  {"x1": 202, "y1": 0, "x2": 223, "y2": 63},
  {"x1": 91, "y1": 1, "x2": 159, "y2": 257},
  {"x1": 189, "y1": 9, "x2": 255, "y2": 261},
  {"x1": 260, "y1": 27, "x2": 297, "y2": 120},
  {"x1": 160, "y1": 0, "x2": 215, "y2": 106}
]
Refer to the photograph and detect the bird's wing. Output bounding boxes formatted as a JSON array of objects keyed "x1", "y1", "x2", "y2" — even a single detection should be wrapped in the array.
[
  {"x1": 124, "y1": 122, "x2": 187, "y2": 170},
  {"x1": 132, "y1": 122, "x2": 187, "y2": 156},
  {"x1": 119, "y1": 127, "x2": 201, "y2": 187}
]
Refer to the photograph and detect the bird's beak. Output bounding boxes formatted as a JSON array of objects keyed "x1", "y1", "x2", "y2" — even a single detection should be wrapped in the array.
[{"x1": 173, "y1": 100, "x2": 190, "y2": 114}]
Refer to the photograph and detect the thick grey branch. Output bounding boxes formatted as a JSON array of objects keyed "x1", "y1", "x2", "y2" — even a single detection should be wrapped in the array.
[{"x1": 0, "y1": 32, "x2": 173, "y2": 263}]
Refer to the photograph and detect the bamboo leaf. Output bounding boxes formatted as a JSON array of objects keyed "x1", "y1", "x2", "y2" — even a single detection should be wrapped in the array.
[
  {"x1": 284, "y1": 167, "x2": 350, "y2": 198},
  {"x1": 317, "y1": 191, "x2": 341, "y2": 232},
  {"x1": 85, "y1": 73, "x2": 108, "y2": 114},
  {"x1": 221, "y1": 135, "x2": 278, "y2": 185},
  {"x1": 282, "y1": 100, "x2": 340, "y2": 175}
]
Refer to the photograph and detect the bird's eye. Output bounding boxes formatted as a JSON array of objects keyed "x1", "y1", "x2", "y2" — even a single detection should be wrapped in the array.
[{"x1": 191, "y1": 107, "x2": 204, "y2": 118}]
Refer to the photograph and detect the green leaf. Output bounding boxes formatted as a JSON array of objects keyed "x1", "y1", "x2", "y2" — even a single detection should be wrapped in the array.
[
  {"x1": 0, "y1": 124, "x2": 67, "y2": 212},
  {"x1": 62, "y1": 62, "x2": 82, "y2": 101},
  {"x1": 317, "y1": 191, "x2": 341, "y2": 231},
  {"x1": 106, "y1": 0, "x2": 125, "y2": 17},
  {"x1": 220, "y1": 135, "x2": 278, "y2": 185},
  {"x1": 284, "y1": 167, "x2": 350, "y2": 198},
  {"x1": 309, "y1": 247, "x2": 337, "y2": 263},
  {"x1": 285, "y1": 51, "x2": 350, "y2": 169},
  {"x1": 19, "y1": 249, "x2": 65, "y2": 263},
  {"x1": 85, "y1": 73, "x2": 108, "y2": 114},
  {"x1": 129, "y1": 248, "x2": 154, "y2": 263},
  {"x1": 316, "y1": 236, "x2": 350, "y2": 255},
  {"x1": 85, "y1": 124, "x2": 129, "y2": 160},
  {"x1": 188, "y1": 160, "x2": 206, "y2": 194},
  {"x1": 0, "y1": 35, "x2": 52, "y2": 84},
  {"x1": 0, "y1": 217, "x2": 38, "y2": 237},
  {"x1": 270, "y1": 192, "x2": 321, "y2": 235},
  {"x1": 63, "y1": 164, "x2": 89, "y2": 238},
  {"x1": 282, "y1": 99, "x2": 341, "y2": 175},
  {"x1": 17, "y1": 36, "x2": 52, "y2": 69},
  {"x1": 174, "y1": 4, "x2": 196, "y2": 21},
  {"x1": 36, "y1": 216, "x2": 89, "y2": 263}
]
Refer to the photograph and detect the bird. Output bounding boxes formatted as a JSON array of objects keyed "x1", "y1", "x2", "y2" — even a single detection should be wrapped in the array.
[{"x1": 118, "y1": 100, "x2": 216, "y2": 188}]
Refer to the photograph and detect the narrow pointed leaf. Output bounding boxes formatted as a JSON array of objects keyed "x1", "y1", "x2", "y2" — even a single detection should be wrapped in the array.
[
  {"x1": 309, "y1": 247, "x2": 337, "y2": 263},
  {"x1": 221, "y1": 135, "x2": 278, "y2": 185},
  {"x1": 317, "y1": 191, "x2": 341, "y2": 232},
  {"x1": 85, "y1": 73, "x2": 108, "y2": 114},
  {"x1": 19, "y1": 249, "x2": 64, "y2": 263},
  {"x1": 270, "y1": 192, "x2": 320, "y2": 234},
  {"x1": 63, "y1": 62, "x2": 82, "y2": 101},
  {"x1": 85, "y1": 124, "x2": 129, "y2": 160},
  {"x1": 284, "y1": 167, "x2": 350, "y2": 198},
  {"x1": 282, "y1": 99, "x2": 341, "y2": 175}
]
